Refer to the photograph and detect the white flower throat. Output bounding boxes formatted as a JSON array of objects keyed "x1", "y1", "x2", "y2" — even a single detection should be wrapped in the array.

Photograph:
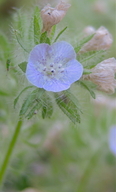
[{"x1": 36, "y1": 61, "x2": 65, "y2": 79}]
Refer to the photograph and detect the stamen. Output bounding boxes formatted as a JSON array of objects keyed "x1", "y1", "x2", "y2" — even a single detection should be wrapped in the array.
[
  {"x1": 58, "y1": 64, "x2": 62, "y2": 68},
  {"x1": 51, "y1": 69, "x2": 55, "y2": 73},
  {"x1": 50, "y1": 64, "x2": 54, "y2": 67}
]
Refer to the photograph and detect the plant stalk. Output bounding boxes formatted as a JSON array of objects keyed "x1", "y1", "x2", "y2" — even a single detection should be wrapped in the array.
[{"x1": 0, "y1": 120, "x2": 23, "y2": 188}]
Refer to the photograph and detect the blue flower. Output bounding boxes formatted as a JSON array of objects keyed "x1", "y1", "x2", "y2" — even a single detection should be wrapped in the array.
[
  {"x1": 109, "y1": 126, "x2": 116, "y2": 156},
  {"x1": 26, "y1": 41, "x2": 83, "y2": 92}
]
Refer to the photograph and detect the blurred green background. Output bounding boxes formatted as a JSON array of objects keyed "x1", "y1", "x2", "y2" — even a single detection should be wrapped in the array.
[{"x1": 0, "y1": 0, "x2": 116, "y2": 192}]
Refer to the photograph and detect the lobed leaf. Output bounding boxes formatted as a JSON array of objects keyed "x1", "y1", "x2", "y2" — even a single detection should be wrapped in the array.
[
  {"x1": 14, "y1": 86, "x2": 33, "y2": 108},
  {"x1": 64, "y1": 90, "x2": 82, "y2": 113},
  {"x1": 14, "y1": 30, "x2": 29, "y2": 53},
  {"x1": 54, "y1": 91, "x2": 81, "y2": 124},
  {"x1": 41, "y1": 93, "x2": 53, "y2": 119},
  {"x1": 26, "y1": 102, "x2": 42, "y2": 119},
  {"x1": 20, "y1": 88, "x2": 45, "y2": 118}
]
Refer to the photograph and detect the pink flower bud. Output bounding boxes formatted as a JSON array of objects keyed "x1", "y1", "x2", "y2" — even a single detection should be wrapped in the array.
[
  {"x1": 83, "y1": 26, "x2": 96, "y2": 37},
  {"x1": 41, "y1": 1, "x2": 71, "y2": 32},
  {"x1": 80, "y1": 26, "x2": 113, "y2": 53},
  {"x1": 83, "y1": 58, "x2": 116, "y2": 94}
]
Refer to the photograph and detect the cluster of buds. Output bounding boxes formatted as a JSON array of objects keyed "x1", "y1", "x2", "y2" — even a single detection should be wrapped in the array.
[
  {"x1": 41, "y1": 1, "x2": 71, "y2": 33},
  {"x1": 83, "y1": 58, "x2": 116, "y2": 94},
  {"x1": 80, "y1": 26, "x2": 113, "y2": 53}
]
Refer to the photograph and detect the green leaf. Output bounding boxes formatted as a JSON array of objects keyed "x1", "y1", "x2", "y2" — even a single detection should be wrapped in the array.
[
  {"x1": 14, "y1": 86, "x2": 33, "y2": 108},
  {"x1": 26, "y1": 102, "x2": 42, "y2": 119},
  {"x1": 64, "y1": 90, "x2": 82, "y2": 113},
  {"x1": 34, "y1": 6, "x2": 41, "y2": 44},
  {"x1": 42, "y1": 106, "x2": 47, "y2": 119},
  {"x1": 14, "y1": 30, "x2": 29, "y2": 53},
  {"x1": 20, "y1": 89, "x2": 40, "y2": 116},
  {"x1": 78, "y1": 50, "x2": 105, "y2": 69},
  {"x1": 20, "y1": 88, "x2": 45, "y2": 118},
  {"x1": 54, "y1": 91, "x2": 81, "y2": 124},
  {"x1": 79, "y1": 81, "x2": 96, "y2": 99},
  {"x1": 0, "y1": 90, "x2": 9, "y2": 96},
  {"x1": 83, "y1": 69, "x2": 92, "y2": 75},
  {"x1": 0, "y1": 33, "x2": 10, "y2": 60},
  {"x1": 54, "y1": 26, "x2": 67, "y2": 43},
  {"x1": 6, "y1": 59, "x2": 11, "y2": 71},
  {"x1": 75, "y1": 34, "x2": 95, "y2": 53},
  {"x1": 41, "y1": 93, "x2": 53, "y2": 119},
  {"x1": 18, "y1": 61, "x2": 27, "y2": 73},
  {"x1": 40, "y1": 32, "x2": 51, "y2": 44},
  {"x1": 50, "y1": 25, "x2": 56, "y2": 41}
]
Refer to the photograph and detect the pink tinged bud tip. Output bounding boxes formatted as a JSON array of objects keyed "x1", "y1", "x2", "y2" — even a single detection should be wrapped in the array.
[{"x1": 41, "y1": 1, "x2": 71, "y2": 32}]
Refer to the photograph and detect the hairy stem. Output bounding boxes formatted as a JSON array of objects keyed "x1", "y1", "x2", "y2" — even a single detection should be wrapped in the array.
[{"x1": 0, "y1": 120, "x2": 23, "y2": 188}]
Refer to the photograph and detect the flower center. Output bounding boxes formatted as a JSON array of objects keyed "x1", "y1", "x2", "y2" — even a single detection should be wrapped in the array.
[{"x1": 36, "y1": 61, "x2": 65, "y2": 79}]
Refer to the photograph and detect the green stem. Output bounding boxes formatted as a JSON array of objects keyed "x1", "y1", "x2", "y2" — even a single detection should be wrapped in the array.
[{"x1": 0, "y1": 120, "x2": 23, "y2": 188}]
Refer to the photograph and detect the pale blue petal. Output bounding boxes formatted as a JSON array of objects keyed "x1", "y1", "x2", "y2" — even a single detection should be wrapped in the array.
[
  {"x1": 49, "y1": 41, "x2": 76, "y2": 64},
  {"x1": 29, "y1": 43, "x2": 50, "y2": 65},
  {"x1": 109, "y1": 126, "x2": 116, "y2": 156},
  {"x1": 64, "y1": 59, "x2": 83, "y2": 83},
  {"x1": 43, "y1": 79, "x2": 70, "y2": 92},
  {"x1": 26, "y1": 62, "x2": 45, "y2": 88}
]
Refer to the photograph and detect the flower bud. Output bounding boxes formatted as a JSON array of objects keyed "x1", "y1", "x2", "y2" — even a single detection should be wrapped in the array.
[
  {"x1": 83, "y1": 26, "x2": 96, "y2": 37},
  {"x1": 92, "y1": 0, "x2": 107, "y2": 14},
  {"x1": 83, "y1": 58, "x2": 116, "y2": 94},
  {"x1": 41, "y1": 1, "x2": 71, "y2": 32},
  {"x1": 80, "y1": 26, "x2": 113, "y2": 53}
]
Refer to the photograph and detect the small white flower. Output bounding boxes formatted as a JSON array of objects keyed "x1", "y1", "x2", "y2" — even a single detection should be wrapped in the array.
[
  {"x1": 41, "y1": 1, "x2": 71, "y2": 32},
  {"x1": 80, "y1": 26, "x2": 113, "y2": 53},
  {"x1": 83, "y1": 58, "x2": 116, "y2": 94}
]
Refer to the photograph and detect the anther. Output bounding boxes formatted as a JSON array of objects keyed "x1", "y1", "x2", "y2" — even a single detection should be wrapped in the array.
[{"x1": 50, "y1": 64, "x2": 54, "y2": 67}]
